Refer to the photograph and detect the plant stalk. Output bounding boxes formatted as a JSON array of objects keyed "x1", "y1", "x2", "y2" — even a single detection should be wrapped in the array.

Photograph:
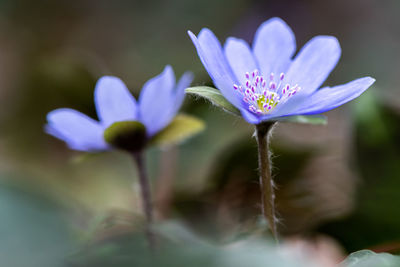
[
  {"x1": 132, "y1": 151, "x2": 156, "y2": 249},
  {"x1": 255, "y1": 122, "x2": 278, "y2": 241}
]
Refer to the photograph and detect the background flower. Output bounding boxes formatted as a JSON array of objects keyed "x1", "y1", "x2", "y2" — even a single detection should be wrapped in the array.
[{"x1": 46, "y1": 66, "x2": 196, "y2": 152}]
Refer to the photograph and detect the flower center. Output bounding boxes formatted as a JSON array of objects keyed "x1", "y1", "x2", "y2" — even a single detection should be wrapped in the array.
[{"x1": 233, "y1": 69, "x2": 300, "y2": 115}]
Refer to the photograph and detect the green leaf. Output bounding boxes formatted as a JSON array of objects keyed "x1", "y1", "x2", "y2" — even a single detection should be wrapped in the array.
[
  {"x1": 275, "y1": 115, "x2": 327, "y2": 125},
  {"x1": 103, "y1": 121, "x2": 147, "y2": 152},
  {"x1": 186, "y1": 86, "x2": 241, "y2": 116},
  {"x1": 341, "y1": 250, "x2": 400, "y2": 267},
  {"x1": 149, "y1": 114, "x2": 205, "y2": 147},
  {"x1": 0, "y1": 180, "x2": 73, "y2": 267},
  {"x1": 153, "y1": 220, "x2": 209, "y2": 246}
]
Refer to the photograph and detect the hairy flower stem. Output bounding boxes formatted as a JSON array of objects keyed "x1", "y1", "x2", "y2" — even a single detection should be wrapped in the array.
[
  {"x1": 132, "y1": 151, "x2": 156, "y2": 249},
  {"x1": 255, "y1": 122, "x2": 278, "y2": 242}
]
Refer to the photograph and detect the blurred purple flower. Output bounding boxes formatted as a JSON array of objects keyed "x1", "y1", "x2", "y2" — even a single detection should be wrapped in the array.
[
  {"x1": 46, "y1": 66, "x2": 193, "y2": 151},
  {"x1": 188, "y1": 17, "x2": 375, "y2": 124}
]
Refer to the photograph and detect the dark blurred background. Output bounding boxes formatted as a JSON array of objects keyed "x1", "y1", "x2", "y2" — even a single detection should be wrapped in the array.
[{"x1": 0, "y1": 0, "x2": 400, "y2": 266}]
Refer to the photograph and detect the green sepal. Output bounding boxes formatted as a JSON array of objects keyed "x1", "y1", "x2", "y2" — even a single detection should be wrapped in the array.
[
  {"x1": 274, "y1": 115, "x2": 327, "y2": 125},
  {"x1": 103, "y1": 121, "x2": 147, "y2": 152},
  {"x1": 149, "y1": 114, "x2": 205, "y2": 148},
  {"x1": 185, "y1": 86, "x2": 241, "y2": 116}
]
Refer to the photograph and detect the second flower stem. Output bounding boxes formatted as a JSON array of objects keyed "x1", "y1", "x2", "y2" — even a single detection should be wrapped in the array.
[
  {"x1": 255, "y1": 122, "x2": 278, "y2": 241},
  {"x1": 132, "y1": 151, "x2": 156, "y2": 249}
]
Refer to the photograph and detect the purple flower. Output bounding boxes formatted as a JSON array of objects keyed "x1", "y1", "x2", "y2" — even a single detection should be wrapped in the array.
[
  {"x1": 46, "y1": 66, "x2": 193, "y2": 151},
  {"x1": 188, "y1": 18, "x2": 375, "y2": 124}
]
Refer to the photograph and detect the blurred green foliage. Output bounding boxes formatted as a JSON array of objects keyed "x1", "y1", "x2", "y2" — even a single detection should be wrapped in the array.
[
  {"x1": 319, "y1": 91, "x2": 400, "y2": 252},
  {"x1": 0, "y1": 176, "x2": 73, "y2": 267}
]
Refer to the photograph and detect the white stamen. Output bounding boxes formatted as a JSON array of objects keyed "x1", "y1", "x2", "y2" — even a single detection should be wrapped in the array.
[{"x1": 233, "y1": 69, "x2": 300, "y2": 115}]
